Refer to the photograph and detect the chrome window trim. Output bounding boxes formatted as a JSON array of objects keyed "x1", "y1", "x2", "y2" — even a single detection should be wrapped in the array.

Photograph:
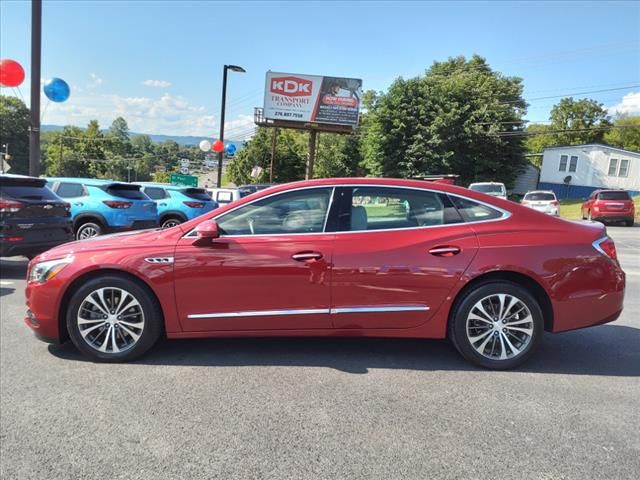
[
  {"x1": 183, "y1": 184, "x2": 512, "y2": 239},
  {"x1": 188, "y1": 305, "x2": 430, "y2": 319}
]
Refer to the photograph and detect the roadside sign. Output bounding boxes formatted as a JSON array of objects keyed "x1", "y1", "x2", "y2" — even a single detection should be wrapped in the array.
[
  {"x1": 180, "y1": 166, "x2": 189, "y2": 175},
  {"x1": 250, "y1": 166, "x2": 263, "y2": 178},
  {"x1": 180, "y1": 158, "x2": 190, "y2": 167},
  {"x1": 170, "y1": 173, "x2": 198, "y2": 187}
]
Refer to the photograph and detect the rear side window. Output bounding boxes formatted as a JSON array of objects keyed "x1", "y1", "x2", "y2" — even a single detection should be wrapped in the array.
[
  {"x1": 144, "y1": 187, "x2": 167, "y2": 200},
  {"x1": 56, "y1": 182, "x2": 86, "y2": 198},
  {"x1": 181, "y1": 188, "x2": 212, "y2": 201},
  {"x1": 105, "y1": 185, "x2": 146, "y2": 200},
  {"x1": 598, "y1": 191, "x2": 630, "y2": 201},
  {"x1": 335, "y1": 187, "x2": 463, "y2": 232},
  {"x1": 524, "y1": 193, "x2": 556, "y2": 201},
  {"x1": 0, "y1": 183, "x2": 60, "y2": 201},
  {"x1": 450, "y1": 196, "x2": 504, "y2": 222}
]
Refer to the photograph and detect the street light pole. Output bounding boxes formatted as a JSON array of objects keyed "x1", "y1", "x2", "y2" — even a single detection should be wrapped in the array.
[
  {"x1": 29, "y1": 0, "x2": 42, "y2": 177},
  {"x1": 216, "y1": 64, "x2": 245, "y2": 188}
]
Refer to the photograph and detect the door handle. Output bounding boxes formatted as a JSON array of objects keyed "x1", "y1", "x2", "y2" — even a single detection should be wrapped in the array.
[
  {"x1": 292, "y1": 251, "x2": 323, "y2": 262},
  {"x1": 429, "y1": 246, "x2": 461, "y2": 257}
]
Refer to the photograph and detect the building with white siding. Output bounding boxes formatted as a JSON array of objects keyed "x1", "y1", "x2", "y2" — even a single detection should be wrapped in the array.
[{"x1": 538, "y1": 144, "x2": 640, "y2": 198}]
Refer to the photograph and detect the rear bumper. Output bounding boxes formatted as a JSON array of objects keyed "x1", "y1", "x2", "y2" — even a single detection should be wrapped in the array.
[
  {"x1": 1, "y1": 236, "x2": 74, "y2": 258},
  {"x1": 592, "y1": 214, "x2": 634, "y2": 223}
]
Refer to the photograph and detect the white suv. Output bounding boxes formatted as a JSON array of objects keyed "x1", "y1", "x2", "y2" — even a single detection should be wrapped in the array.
[
  {"x1": 468, "y1": 182, "x2": 507, "y2": 200},
  {"x1": 521, "y1": 190, "x2": 560, "y2": 216}
]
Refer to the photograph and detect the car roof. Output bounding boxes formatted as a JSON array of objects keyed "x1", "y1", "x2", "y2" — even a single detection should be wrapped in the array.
[
  {"x1": 44, "y1": 177, "x2": 121, "y2": 186},
  {"x1": 469, "y1": 181, "x2": 505, "y2": 185},
  {"x1": 135, "y1": 182, "x2": 192, "y2": 191},
  {"x1": 525, "y1": 190, "x2": 555, "y2": 194}
]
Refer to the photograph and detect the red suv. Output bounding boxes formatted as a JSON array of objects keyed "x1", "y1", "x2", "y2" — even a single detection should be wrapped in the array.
[
  {"x1": 581, "y1": 190, "x2": 635, "y2": 226},
  {"x1": 24, "y1": 178, "x2": 625, "y2": 369}
]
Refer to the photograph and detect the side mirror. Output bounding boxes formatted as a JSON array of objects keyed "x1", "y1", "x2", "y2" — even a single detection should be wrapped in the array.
[{"x1": 193, "y1": 220, "x2": 220, "y2": 245}]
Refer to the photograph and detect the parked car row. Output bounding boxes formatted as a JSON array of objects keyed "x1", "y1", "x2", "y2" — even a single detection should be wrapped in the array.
[{"x1": 1, "y1": 175, "x2": 222, "y2": 259}]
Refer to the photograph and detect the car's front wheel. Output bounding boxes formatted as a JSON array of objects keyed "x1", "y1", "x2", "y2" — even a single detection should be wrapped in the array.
[
  {"x1": 449, "y1": 282, "x2": 544, "y2": 369},
  {"x1": 66, "y1": 274, "x2": 163, "y2": 362}
]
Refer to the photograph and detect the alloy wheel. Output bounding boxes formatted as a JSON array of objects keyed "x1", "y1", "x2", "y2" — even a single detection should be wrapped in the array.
[
  {"x1": 77, "y1": 225, "x2": 100, "y2": 240},
  {"x1": 77, "y1": 287, "x2": 145, "y2": 354},
  {"x1": 465, "y1": 293, "x2": 534, "y2": 360},
  {"x1": 162, "y1": 219, "x2": 181, "y2": 229}
]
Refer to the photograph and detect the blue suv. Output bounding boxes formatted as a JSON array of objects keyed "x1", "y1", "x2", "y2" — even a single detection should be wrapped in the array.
[
  {"x1": 46, "y1": 178, "x2": 158, "y2": 239},
  {"x1": 136, "y1": 183, "x2": 218, "y2": 228}
]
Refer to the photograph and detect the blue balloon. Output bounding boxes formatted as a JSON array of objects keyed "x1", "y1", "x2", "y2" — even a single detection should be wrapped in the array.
[
  {"x1": 43, "y1": 78, "x2": 70, "y2": 103},
  {"x1": 225, "y1": 143, "x2": 237, "y2": 156}
]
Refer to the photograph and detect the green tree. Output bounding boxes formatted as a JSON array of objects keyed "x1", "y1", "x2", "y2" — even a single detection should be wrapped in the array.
[
  {"x1": 0, "y1": 95, "x2": 30, "y2": 174},
  {"x1": 548, "y1": 97, "x2": 611, "y2": 145},
  {"x1": 107, "y1": 117, "x2": 131, "y2": 156},
  {"x1": 44, "y1": 126, "x2": 91, "y2": 177},
  {"x1": 362, "y1": 55, "x2": 527, "y2": 186},
  {"x1": 604, "y1": 115, "x2": 640, "y2": 152}
]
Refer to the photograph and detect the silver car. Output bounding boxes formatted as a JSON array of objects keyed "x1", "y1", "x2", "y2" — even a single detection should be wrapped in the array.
[{"x1": 521, "y1": 190, "x2": 560, "y2": 216}]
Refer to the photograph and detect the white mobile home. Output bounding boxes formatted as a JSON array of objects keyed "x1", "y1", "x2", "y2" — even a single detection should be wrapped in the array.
[{"x1": 538, "y1": 144, "x2": 640, "y2": 198}]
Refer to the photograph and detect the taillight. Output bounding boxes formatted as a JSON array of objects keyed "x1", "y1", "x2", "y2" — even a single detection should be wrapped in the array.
[
  {"x1": 0, "y1": 200, "x2": 23, "y2": 213},
  {"x1": 593, "y1": 236, "x2": 617, "y2": 261},
  {"x1": 550, "y1": 200, "x2": 559, "y2": 206},
  {"x1": 183, "y1": 201, "x2": 205, "y2": 208},
  {"x1": 103, "y1": 200, "x2": 133, "y2": 209}
]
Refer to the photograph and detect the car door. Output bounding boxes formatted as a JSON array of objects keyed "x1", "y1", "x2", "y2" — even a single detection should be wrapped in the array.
[
  {"x1": 328, "y1": 186, "x2": 480, "y2": 330},
  {"x1": 173, "y1": 187, "x2": 335, "y2": 332}
]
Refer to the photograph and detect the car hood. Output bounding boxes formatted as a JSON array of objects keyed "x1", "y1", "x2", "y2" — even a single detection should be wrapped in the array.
[{"x1": 35, "y1": 227, "x2": 182, "y2": 261}]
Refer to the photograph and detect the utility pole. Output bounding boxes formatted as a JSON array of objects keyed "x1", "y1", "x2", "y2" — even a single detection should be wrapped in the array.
[
  {"x1": 216, "y1": 64, "x2": 245, "y2": 188},
  {"x1": 29, "y1": 0, "x2": 42, "y2": 176}
]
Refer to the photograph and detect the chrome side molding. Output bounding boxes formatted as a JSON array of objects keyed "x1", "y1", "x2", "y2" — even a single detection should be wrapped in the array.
[{"x1": 188, "y1": 305, "x2": 429, "y2": 319}]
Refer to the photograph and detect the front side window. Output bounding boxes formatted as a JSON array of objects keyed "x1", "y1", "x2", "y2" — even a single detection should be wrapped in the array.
[
  {"x1": 559, "y1": 155, "x2": 568, "y2": 172},
  {"x1": 217, "y1": 188, "x2": 332, "y2": 235},
  {"x1": 335, "y1": 187, "x2": 463, "y2": 232},
  {"x1": 56, "y1": 182, "x2": 85, "y2": 198},
  {"x1": 569, "y1": 155, "x2": 578, "y2": 172},
  {"x1": 618, "y1": 159, "x2": 629, "y2": 177},
  {"x1": 608, "y1": 158, "x2": 618, "y2": 176}
]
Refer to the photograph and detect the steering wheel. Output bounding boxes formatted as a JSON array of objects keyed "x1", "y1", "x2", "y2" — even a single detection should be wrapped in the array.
[{"x1": 282, "y1": 211, "x2": 308, "y2": 232}]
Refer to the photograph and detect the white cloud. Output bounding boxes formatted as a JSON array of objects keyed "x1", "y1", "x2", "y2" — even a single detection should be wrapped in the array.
[
  {"x1": 608, "y1": 92, "x2": 640, "y2": 116},
  {"x1": 87, "y1": 73, "x2": 103, "y2": 89},
  {"x1": 142, "y1": 79, "x2": 172, "y2": 88},
  {"x1": 224, "y1": 114, "x2": 255, "y2": 139}
]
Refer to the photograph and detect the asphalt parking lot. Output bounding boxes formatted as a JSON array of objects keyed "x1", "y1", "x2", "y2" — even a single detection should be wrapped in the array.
[{"x1": 1, "y1": 226, "x2": 639, "y2": 480}]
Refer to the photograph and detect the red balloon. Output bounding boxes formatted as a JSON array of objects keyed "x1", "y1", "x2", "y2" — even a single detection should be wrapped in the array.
[
  {"x1": 0, "y1": 59, "x2": 25, "y2": 88},
  {"x1": 212, "y1": 140, "x2": 224, "y2": 153}
]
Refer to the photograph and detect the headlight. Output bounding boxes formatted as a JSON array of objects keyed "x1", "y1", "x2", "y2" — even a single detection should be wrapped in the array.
[{"x1": 28, "y1": 257, "x2": 74, "y2": 283}]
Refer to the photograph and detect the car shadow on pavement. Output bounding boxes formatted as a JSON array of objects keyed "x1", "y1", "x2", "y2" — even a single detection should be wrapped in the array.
[
  {"x1": 0, "y1": 258, "x2": 28, "y2": 280},
  {"x1": 48, "y1": 324, "x2": 640, "y2": 376}
]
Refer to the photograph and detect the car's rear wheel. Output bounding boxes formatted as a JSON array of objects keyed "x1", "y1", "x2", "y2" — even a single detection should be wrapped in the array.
[
  {"x1": 449, "y1": 282, "x2": 543, "y2": 369},
  {"x1": 76, "y1": 221, "x2": 103, "y2": 240},
  {"x1": 66, "y1": 275, "x2": 163, "y2": 362},
  {"x1": 625, "y1": 219, "x2": 634, "y2": 227},
  {"x1": 161, "y1": 217, "x2": 183, "y2": 229}
]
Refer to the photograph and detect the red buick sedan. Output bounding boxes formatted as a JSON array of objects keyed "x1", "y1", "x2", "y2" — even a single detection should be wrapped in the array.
[{"x1": 24, "y1": 178, "x2": 625, "y2": 369}]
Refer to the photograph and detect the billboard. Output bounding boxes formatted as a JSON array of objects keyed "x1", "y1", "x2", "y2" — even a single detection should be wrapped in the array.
[{"x1": 263, "y1": 72, "x2": 362, "y2": 127}]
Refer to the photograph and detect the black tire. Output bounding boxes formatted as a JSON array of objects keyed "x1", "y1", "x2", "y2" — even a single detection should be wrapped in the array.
[
  {"x1": 448, "y1": 281, "x2": 544, "y2": 370},
  {"x1": 161, "y1": 216, "x2": 184, "y2": 229},
  {"x1": 75, "y1": 221, "x2": 103, "y2": 240},
  {"x1": 625, "y1": 219, "x2": 634, "y2": 227},
  {"x1": 66, "y1": 274, "x2": 163, "y2": 362}
]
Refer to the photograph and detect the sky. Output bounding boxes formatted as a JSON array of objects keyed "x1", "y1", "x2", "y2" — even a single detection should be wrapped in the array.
[{"x1": 1, "y1": 0, "x2": 639, "y2": 139}]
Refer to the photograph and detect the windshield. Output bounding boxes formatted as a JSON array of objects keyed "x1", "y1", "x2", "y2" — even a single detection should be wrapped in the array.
[{"x1": 470, "y1": 184, "x2": 505, "y2": 194}]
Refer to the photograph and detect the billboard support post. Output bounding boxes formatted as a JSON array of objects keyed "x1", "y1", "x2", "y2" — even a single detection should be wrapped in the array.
[
  {"x1": 270, "y1": 128, "x2": 277, "y2": 183},
  {"x1": 306, "y1": 130, "x2": 317, "y2": 180}
]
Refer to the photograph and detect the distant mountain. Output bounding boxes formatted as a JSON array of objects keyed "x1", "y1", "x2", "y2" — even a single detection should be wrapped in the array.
[{"x1": 41, "y1": 125, "x2": 247, "y2": 149}]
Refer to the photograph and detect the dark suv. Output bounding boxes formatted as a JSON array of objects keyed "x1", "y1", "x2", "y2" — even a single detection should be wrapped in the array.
[{"x1": 0, "y1": 175, "x2": 74, "y2": 258}]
